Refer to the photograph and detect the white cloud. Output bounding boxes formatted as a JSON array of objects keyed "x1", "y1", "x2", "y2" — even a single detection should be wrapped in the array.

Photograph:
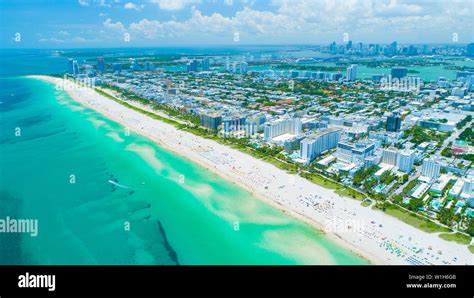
[
  {"x1": 58, "y1": 30, "x2": 70, "y2": 36},
  {"x1": 102, "y1": 0, "x2": 473, "y2": 44},
  {"x1": 78, "y1": 0, "x2": 89, "y2": 7},
  {"x1": 150, "y1": 0, "x2": 201, "y2": 11},
  {"x1": 224, "y1": 0, "x2": 233, "y2": 5},
  {"x1": 103, "y1": 18, "x2": 125, "y2": 31},
  {"x1": 124, "y1": 2, "x2": 144, "y2": 10}
]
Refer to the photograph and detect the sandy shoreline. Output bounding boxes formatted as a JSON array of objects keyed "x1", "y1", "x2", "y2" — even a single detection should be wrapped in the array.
[{"x1": 29, "y1": 75, "x2": 473, "y2": 265}]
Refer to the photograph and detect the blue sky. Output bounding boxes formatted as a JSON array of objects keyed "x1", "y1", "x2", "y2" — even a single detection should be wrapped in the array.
[{"x1": 1, "y1": 0, "x2": 473, "y2": 48}]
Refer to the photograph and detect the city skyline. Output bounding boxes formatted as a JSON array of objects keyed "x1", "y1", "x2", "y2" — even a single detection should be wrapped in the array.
[{"x1": 1, "y1": 0, "x2": 473, "y2": 48}]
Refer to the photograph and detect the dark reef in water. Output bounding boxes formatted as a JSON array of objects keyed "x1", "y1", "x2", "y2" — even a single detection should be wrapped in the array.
[
  {"x1": 0, "y1": 190, "x2": 24, "y2": 264},
  {"x1": 157, "y1": 220, "x2": 180, "y2": 265}
]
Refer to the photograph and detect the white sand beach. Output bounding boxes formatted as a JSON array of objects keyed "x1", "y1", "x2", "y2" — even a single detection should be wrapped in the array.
[{"x1": 30, "y1": 75, "x2": 474, "y2": 265}]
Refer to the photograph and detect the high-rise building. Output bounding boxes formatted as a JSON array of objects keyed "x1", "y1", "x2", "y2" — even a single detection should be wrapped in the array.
[
  {"x1": 144, "y1": 61, "x2": 155, "y2": 71},
  {"x1": 131, "y1": 59, "x2": 140, "y2": 71},
  {"x1": 408, "y1": 45, "x2": 417, "y2": 55},
  {"x1": 200, "y1": 112, "x2": 222, "y2": 130},
  {"x1": 201, "y1": 58, "x2": 210, "y2": 71},
  {"x1": 336, "y1": 141, "x2": 375, "y2": 163},
  {"x1": 381, "y1": 148, "x2": 398, "y2": 166},
  {"x1": 346, "y1": 64, "x2": 357, "y2": 81},
  {"x1": 386, "y1": 112, "x2": 402, "y2": 132},
  {"x1": 223, "y1": 117, "x2": 246, "y2": 133},
  {"x1": 112, "y1": 63, "x2": 122, "y2": 72},
  {"x1": 299, "y1": 128, "x2": 342, "y2": 162},
  {"x1": 264, "y1": 118, "x2": 302, "y2": 142},
  {"x1": 330, "y1": 42, "x2": 337, "y2": 54},
  {"x1": 391, "y1": 67, "x2": 407, "y2": 79},
  {"x1": 225, "y1": 57, "x2": 231, "y2": 72},
  {"x1": 421, "y1": 158, "x2": 441, "y2": 179},
  {"x1": 397, "y1": 149, "x2": 415, "y2": 173},
  {"x1": 97, "y1": 57, "x2": 106, "y2": 73},
  {"x1": 186, "y1": 59, "x2": 199, "y2": 72},
  {"x1": 68, "y1": 59, "x2": 80, "y2": 75},
  {"x1": 240, "y1": 61, "x2": 248, "y2": 74},
  {"x1": 347, "y1": 40, "x2": 353, "y2": 50},
  {"x1": 390, "y1": 41, "x2": 397, "y2": 55}
]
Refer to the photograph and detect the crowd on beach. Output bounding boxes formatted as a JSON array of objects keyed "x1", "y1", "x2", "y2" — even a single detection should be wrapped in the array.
[{"x1": 36, "y1": 76, "x2": 473, "y2": 265}]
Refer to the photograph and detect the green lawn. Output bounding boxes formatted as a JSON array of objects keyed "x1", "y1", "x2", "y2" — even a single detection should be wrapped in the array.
[
  {"x1": 439, "y1": 232, "x2": 472, "y2": 245},
  {"x1": 383, "y1": 205, "x2": 450, "y2": 233},
  {"x1": 300, "y1": 172, "x2": 366, "y2": 200},
  {"x1": 335, "y1": 187, "x2": 366, "y2": 201},
  {"x1": 300, "y1": 172, "x2": 340, "y2": 190},
  {"x1": 469, "y1": 246, "x2": 474, "y2": 254}
]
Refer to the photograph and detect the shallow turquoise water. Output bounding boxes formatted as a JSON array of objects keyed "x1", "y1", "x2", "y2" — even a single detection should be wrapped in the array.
[{"x1": 0, "y1": 77, "x2": 368, "y2": 265}]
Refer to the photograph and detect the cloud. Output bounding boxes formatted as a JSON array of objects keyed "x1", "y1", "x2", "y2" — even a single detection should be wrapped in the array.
[
  {"x1": 58, "y1": 30, "x2": 70, "y2": 36},
  {"x1": 224, "y1": 0, "x2": 233, "y2": 5},
  {"x1": 103, "y1": 18, "x2": 125, "y2": 31},
  {"x1": 101, "y1": 0, "x2": 473, "y2": 44},
  {"x1": 78, "y1": 0, "x2": 89, "y2": 6},
  {"x1": 124, "y1": 2, "x2": 144, "y2": 10},
  {"x1": 150, "y1": 0, "x2": 201, "y2": 11}
]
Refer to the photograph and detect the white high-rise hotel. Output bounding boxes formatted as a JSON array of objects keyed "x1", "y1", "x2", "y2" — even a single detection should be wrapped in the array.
[
  {"x1": 346, "y1": 64, "x2": 357, "y2": 81},
  {"x1": 300, "y1": 128, "x2": 342, "y2": 162},
  {"x1": 422, "y1": 158, "x2": 441, "y2": 179},
  {"x1": 264, "y1": 118, "x2": 302, "y2": 142}
]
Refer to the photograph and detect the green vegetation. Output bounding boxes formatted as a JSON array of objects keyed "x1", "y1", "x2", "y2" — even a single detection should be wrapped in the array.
[
  {"x1": 469, "y1": 246, "x2": 474, "y2": 254},
  {"x1": 300, "y1": 172, "x2": 366, "y2": 200},
  {"x1": 335, "y1": 187, "x2": 366, "y2": 201},
  {"x1": 402, "y1": 125, "x2": 449, "y2": 146},
  {"x1": 361, "y1": 200, "x2": 372, "y2": 207},
  {"x1": 352, "y1": 165, "x2": 378, "y2": 186},
  {"x1": 456, "y1": 115, "x2": 472, "y2": 129},
  {"x1": 381, "y1": 204, "x2": 450, "y2": 233},
  {"x1": 438, "y1": 232, "x2": 472, "y2": 245},
  {"x1": 458, "y1": 124, "x2": 474, "y2": 146}
]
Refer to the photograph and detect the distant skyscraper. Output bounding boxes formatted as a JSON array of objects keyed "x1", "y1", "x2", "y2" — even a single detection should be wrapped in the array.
[
  {"x1": 330, "y1": 41, "x2": 337, "y2": 54},
  {"x1": 144, "y1": 61, "x2": 155, "y2": 71},
  {"x1": 201, "y1": 58, "x2": 210, "y2": 71},
  {"x1": 390, "y1": 41, "x2": 398, "y2": 55},
  {"x1": 68, "y1": 59, "x2": 80, "y2": 75},
  {"x1": 386, "y1": 112, "x2": 402, "y2": 132},
  {"x1": 422, "y1": 158, "x2": 441, "y2": 179},
  {"x1": 97, "y1": 57, "x2": 106, "y2": 73},
  {"x1": 391, "y1": 67, "x2": 407, "y2": 79},
  {"x1": 346, "y1": 64, "x2": 357, "y2": 81},
  {"x1": 112, "y1": 63, "x2": 122, "y2": 72},
  {"x1": 240, "y1": 61, "x2": 248, "y2": 74},
  {"x1": 186, "y1": 59, "x2": 199, "y2": 72},
  {"x1": 131, "y1": 59, "x2": 140, "y2": 71},
  {"x1": 225, "y1": 57, "x2": 231, "y2": 72},
  {"x1": 347, "y1": 40, "x2": 353, "y2": 50},
  {"x1": 408, "y1": 45, "x2": 417, "y2": 55}
]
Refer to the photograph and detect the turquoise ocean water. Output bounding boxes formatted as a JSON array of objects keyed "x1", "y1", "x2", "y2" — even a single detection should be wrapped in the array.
[{"x1": 0, "y1": 76, "x2": 368, "y2": 265}]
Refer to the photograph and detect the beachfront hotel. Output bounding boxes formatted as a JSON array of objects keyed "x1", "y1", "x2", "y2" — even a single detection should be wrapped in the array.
[{"x1": 299, "y1": 128, "x2": 342, "y2": 162}]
